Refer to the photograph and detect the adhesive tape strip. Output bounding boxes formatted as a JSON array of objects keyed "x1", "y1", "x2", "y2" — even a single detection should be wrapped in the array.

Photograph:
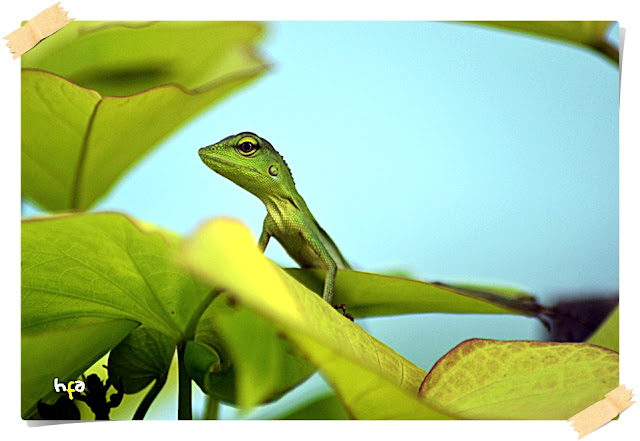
[
  {"x1": 3, "y1": 2, "x2": 74, "y2": 59},
  {"x1": 568, "y1": 385, "x2": 635, "y2": 439}
]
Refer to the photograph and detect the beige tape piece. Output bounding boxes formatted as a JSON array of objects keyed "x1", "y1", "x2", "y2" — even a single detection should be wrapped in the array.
[
  {"x1": 3, "y1": 2, "x2": 73, "y2": 59},
  {"x1": 568, "y1": 385, "x2": 635, "y2": 439}
]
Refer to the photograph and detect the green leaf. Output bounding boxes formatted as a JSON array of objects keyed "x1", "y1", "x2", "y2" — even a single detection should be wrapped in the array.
[
  {"x1": 183, "y1": 340, "x2": 222, "y2": 394},
  {"x1": 181, "y1": 218, "x2": 454, "y2": 419},
  {"x1": 22, "y1": 66, "x2": 267, "y2": 211},
  {"x1": 21, "y1": 22, "x2": 269, "y2": 211},
  {"x1": 277, "y1": 393, "x2": 349, "y2": 420},
  {"x1": 192, "y1": 299, "x2": 317, "y2": 409},
  {"x1": 467, "y1": 21, "x2": 618, "y2": 65},
  {"x1": 419, "y1": 339, "x2": 619, "y2": 419},
  {"x1": 22, "y1": 213, "x2": 210, "y2": 338},
  {"x1": 21, "y1": 212, "x2": 211, "y2": 417},
  {"x1": 587, "y1": 306, "x2": 619, "y2": 352},
  {"x1": 108, "y1": 326, "x2": 175, "y2": 394},
  {"x1": 21, "y1": 21, "x2": 267, "y2": 97},
  {"x1": 21, "y1": 71, "x2": 100, "y2": 211},
  {"x1": 286, "y1": 269, "x2": 543, "y2": 319}
]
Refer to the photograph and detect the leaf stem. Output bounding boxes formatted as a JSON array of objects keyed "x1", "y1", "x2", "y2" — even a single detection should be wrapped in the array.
[
  {"x1": 203, "y1": 396, "x2": 219, "y2": 420},
  {"x1": 184, "y1": 289, "x2": 220, "y2": 341},
  {"x1": 177, "y1": 341, "x2": 192, "y2": 420},
  {"x1": 177, "y1": 289, "x2": 220, "y2": 420},
  {"x1": 133, "y1": 374, "x2": 167, "y2": 420}
]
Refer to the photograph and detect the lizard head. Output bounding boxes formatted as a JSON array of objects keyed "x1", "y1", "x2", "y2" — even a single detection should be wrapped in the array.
[{"x1": 198, "y1": 132, "x2": 296, "y2": 199}]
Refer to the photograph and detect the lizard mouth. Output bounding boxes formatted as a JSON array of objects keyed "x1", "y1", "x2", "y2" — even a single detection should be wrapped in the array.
[{"x1": 199, "y1": 151, "x2": 261, "y2": 175}]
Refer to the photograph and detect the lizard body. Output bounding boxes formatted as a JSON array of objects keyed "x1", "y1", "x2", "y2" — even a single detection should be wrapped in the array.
[{"x1": 198, "y1": 132, "x2": 350, "y2": 306}]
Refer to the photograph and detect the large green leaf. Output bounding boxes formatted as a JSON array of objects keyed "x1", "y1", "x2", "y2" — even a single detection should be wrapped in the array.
[
  {"x1": 21, "y1": 67, "x2": 267, "y2": 211},
  {"x1": 419, "y1": 339, "x2": 618, "y2": 419},
  {"x1": 181, "y1": 218, "x2": 455, "y2": 419},
  {"x1": 467, "y1": 21, "x2": 618, "y2": 65},
  {"x1": 21, "y1": 21, "x2": 267, "y2": 97},
  {"x1": 21, "y1": 212, "x2": 210, "y2": 417},
  {"x1": 21, "y1": 21, "x2": 269, "y2": 211},
  {"x1": 286, "y1": 269, "x2": 544, "y2": 319},
  {"x1": 22, "y1": 213, "x2": 209, "y2": 338}
]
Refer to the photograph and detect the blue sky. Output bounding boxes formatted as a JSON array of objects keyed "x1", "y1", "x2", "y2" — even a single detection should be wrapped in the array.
[
  {"x1": 91, "y1": 22, "x2": 618, "y2": 294},
  {"x1": 92, "y1": 21, "x2": 619, "y2": 296},
  {"x1": 22, "y1": 21, "x2": 620, "y2": 419}
]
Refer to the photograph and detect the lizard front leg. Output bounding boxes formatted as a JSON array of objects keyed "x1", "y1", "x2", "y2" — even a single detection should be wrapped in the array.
[
  {"x1": 322, "y1": 258, "x2": 337, "y2": 305},
  {"x1": 258, "y1": 228, "x2": 270, "y2": 252},
  {"x1": 323, "y1": 260, "x2": 353, "y2": 320},
  {"x1": 258, "y1": 215, "x2": 271, "y2": 252},
  {"x1": 298, "y1": 229, "x2": 337, "y2": 304},
  {"x1": 300, "y1": 230, "x2": 352, "y2": 319}
]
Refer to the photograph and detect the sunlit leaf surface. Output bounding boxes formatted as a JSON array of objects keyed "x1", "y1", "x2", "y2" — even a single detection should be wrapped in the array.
[
  {"x1": 181, "y1": 218, "x2": 455, "y2": 419},
  {"x1": 419, "y1": 339, "x2": 618, "y2": 419}
]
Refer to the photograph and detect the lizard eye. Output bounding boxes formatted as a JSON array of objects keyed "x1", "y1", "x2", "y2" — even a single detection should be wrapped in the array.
[{"x1": 236, "y1": 136, "x2": 259, "y2": 156}]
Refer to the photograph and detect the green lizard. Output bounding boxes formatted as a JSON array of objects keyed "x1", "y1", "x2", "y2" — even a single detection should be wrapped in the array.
[{"x1": 198, "y1": 132, "x2": 352, "y2": 317}]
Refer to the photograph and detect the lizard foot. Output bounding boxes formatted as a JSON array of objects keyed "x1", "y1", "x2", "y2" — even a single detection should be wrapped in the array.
[
  {"x1": 333, "y1": 304, "x2": 346, "y2": 313},
  {"x1": 333, "y1": 304, "x2": 354, "y2": 321}
]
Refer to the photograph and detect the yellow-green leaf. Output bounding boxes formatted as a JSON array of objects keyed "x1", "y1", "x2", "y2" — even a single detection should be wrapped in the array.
[
  {"x1": 419, "y1": 339, "x2": 618, "y2": 419},
  {"x1": 287, "y1": 269, "x2": 544, "y2": 318},
  {"x1": 22, "y1": 65, "x2": 266, "y2": 211},
  {"x1": 587, "y1": 306, "x2": 619, "y2": 352},
  {"x1": 181, "y1": 218, "x2": 454, "y2": 419},
  {"x1": 467, "y1": 21, "x2": 618, "y2": 65},
  {"x1": 21, "y1": 21, "x2": 268, "y2": 97}
]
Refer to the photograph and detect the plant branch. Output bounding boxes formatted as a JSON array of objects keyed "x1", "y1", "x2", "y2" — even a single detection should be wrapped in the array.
[
  {"x1": 184, "y1": 289, "x2": 220, "y2": 341},
  {"x1": 177, "y1": 341, "x2": 192, "y2": 420},
  {"x1": 133, "y1": 374, "x2": 167, "y2": 420},
  {"x1": 176, "y1": 289, "x2": 220, "y2": 420}
]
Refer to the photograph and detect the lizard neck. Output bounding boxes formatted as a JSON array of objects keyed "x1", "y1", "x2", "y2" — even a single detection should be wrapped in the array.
[{"x1": 260, "y1": 189, "x2": 307, "y2": 221}]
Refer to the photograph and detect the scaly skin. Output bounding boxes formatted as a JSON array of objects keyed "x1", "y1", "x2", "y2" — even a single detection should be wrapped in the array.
[{"x1": 198, "y1": 132, "x2": 351, "y2": 308}]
